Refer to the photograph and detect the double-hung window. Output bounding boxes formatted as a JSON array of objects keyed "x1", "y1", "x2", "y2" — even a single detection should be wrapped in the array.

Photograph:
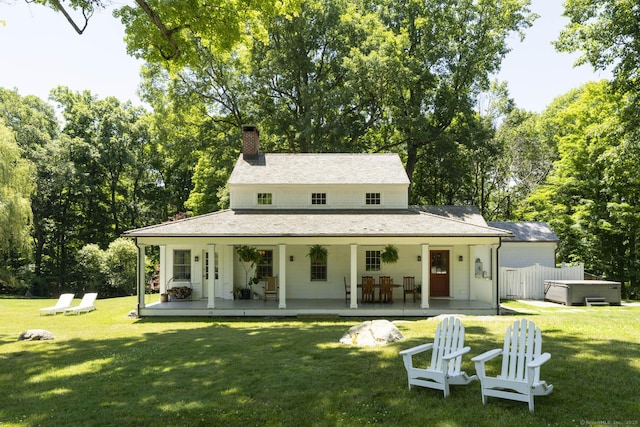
[
  {"x1": 173, "y1": 250, "x2": 191, "y2": 280},
  {"x1": 365, "y1": 250, "x2": 381, "y2": 272},
  {"x1": 310, "y1": 257, "x2": 327, "y2": 281},
  {"x1": 256, "y1": 249, "x2": 273, "y2": 279}
]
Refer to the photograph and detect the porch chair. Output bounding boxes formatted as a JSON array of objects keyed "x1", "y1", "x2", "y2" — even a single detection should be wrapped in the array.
[
  {"x1": 471, "y1": 319, "x2": 553, "y2": 412},
  {"x1": 39, "y1": 293, "x2": 75, "y2": 316},
  {"x1": 361, "y1": 276, "x2": 375, "y2": 303},
  {"x1": 379, "y1": 276, "x2": 393, "y2": 303},
  {"x1": 263, "y1": 276, "x2": 278, "y2": 301},
  {"x1": 343, "y1": 277, "x2": 351, "y2": 303},
  {"x1": 64, "y1": 293, "x2": 98, "y2": 315},
  {"x1": 399, "y1": 316, "x2": 477, "y2": 397},
  {"x1": 403, "y1": 276, "x2": 417, "y2": 302}
]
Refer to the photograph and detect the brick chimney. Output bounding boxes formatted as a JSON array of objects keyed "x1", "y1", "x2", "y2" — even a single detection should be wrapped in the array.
[{"x1": 242, "y1": 125, "x2": 259, "y2": 160}]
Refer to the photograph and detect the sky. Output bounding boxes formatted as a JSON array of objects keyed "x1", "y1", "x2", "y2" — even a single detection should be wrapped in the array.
[{"x1": 1, "y1": 0, "x2": 611, "y2": 113}]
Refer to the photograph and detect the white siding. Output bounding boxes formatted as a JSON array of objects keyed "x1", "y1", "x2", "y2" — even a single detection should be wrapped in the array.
[
  {"x1": 499, "y1": 242, "x2": 556, "y2": 268},
  {"x1": 230, "y1": 184, "x2": 408, "y2": 209}
]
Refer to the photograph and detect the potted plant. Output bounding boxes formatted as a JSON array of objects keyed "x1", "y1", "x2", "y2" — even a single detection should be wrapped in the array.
[
  {"x1": 380, "y1": 244, "x2": 399, "y2": 264},
  {"x1": 236, "y1": 245, "x2": 262, "y2": 299},
  {"x1": 307, "y1": 244, "x2": 328, "y2": 264}
]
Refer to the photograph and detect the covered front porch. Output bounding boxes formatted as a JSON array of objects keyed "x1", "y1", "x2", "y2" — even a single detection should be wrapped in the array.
[
  {"x1": 126, "y1": 207, "x2": 512, "y2": 318},
  {"x1": 138, "y1": 295, "x2": 497, "y2": 317}
]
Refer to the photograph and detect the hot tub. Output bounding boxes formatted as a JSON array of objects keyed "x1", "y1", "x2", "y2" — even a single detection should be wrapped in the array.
[{"x1": 544, "y1": 280, "x2": 621, "y2": 306}]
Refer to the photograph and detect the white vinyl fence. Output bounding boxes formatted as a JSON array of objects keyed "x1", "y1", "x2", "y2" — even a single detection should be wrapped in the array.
[{"x1": 499, "y1": 263, "x2": 584, "y2": 300}]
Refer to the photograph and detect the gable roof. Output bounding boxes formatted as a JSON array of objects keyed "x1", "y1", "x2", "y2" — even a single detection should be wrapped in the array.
[
  {"x1": 228, "y1": 153, "x2": 410, "y2": 185},
  {"x1": 487, "y1": 222, "x2": 559, "y2": 242},
  {"x1": 124, "y1": 207, "x2": 512, "y2": 238}
]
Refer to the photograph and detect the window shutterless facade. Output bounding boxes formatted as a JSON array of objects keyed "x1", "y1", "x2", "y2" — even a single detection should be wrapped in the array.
[
  {"x1": 365, "y1": 193, "x2": 381, "y2": 205},
  {"x1": 365, "y1": 250, "x2": 381, "y2": 271},
  {"x1": 256, "y1": 249, "x2": 273, "y2": 278},
  {"x1": 311, "y1": 193, "x2": 327, "y2": 205},
  {"x1": 173, "y1": 250, "x2": 191, "y2": 280},
  {"x1": 257, "y1": 193, "x2": 272, "y2": 205},
  {"x1": 310, "y1": 259, "x2": 327, "y2": 281}
]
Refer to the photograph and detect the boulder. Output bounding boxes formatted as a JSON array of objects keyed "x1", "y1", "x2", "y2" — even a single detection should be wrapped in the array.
[
  {"x1": 340, "y1": 319, "x2": 404, "y2": 347},
  {"x1": 18, "y1": 329, "x2": 54, "y2": 341}
]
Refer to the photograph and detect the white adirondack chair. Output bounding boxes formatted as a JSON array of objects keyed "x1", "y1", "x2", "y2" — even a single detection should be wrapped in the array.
[
  {"x1": 471, "y1": 319, "x2": 553, "y2": 412},
  {"x1": 399, "y1": 316, "x2": 477, "y2": 397}
]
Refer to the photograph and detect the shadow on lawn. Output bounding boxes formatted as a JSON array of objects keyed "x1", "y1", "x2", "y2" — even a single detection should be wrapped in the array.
[
  {"x1": 3, "y1": 320, "x2": 405, "y2": 425},
  {"x1": 2, "y1": 316, "x2": 639, "y2": 426}
]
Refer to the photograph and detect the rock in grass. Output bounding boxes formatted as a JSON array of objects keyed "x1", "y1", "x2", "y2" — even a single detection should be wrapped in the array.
[
  {"x1": 340, "y1": 319, "x2": 404, "y2": 347},
  {"x1": 18, "y1": 329, "x2": 54, "y2": 341}
]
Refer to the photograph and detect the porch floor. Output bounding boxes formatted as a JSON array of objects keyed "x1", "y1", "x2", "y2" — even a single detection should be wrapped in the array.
[{"x1": 138, "y1": 296, "x2": 497, "y2": 317}]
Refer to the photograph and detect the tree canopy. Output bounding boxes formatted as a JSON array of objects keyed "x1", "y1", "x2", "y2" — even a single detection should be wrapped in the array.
[{"x1": 6, "y1": 0, "x2": 640, "y2": 298}]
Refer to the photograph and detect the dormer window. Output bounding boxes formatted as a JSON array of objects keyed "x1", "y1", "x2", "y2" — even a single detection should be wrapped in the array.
[
  {"x1": 311, "y1": 193, "x2": 327, "y2": 205},
  {"x1": 257, "y1": 193, "x2": 272, "y2": 205},
  {"x1": 365, "y1": 193, "x2": 381, "y2": 205}
]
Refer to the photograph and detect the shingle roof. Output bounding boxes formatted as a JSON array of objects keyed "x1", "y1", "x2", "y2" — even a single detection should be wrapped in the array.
[
  {"x1": 412, "y1": 206, "x2": 489, "y2": 227},
  {"x1": 124, "y1": 207, "x2": 512, "y2": 238},
  {"x1": 487, "y1": 222, "x2": 559, "y2": 242},
  {"x1": 228, "y1": 153, "x2": 410, "y2": 185}
]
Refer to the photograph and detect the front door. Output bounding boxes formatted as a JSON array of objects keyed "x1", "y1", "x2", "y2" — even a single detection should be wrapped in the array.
[{"x1": 430, "y1": 250, "x2": 450, "y2": 297}]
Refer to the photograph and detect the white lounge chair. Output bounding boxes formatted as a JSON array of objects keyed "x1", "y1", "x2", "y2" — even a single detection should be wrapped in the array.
[
  {"x1": 399, "y1": 316, "x2": 477, "y2": 397},
  {"x1": 472, "y1": 319, "x2": 553, "y2": 412},
  {"x1": 39, "y1": 293, "x2": 75, "y2": 316},
  {"x1": 64, "y1": 293, "x2": 98, "y2": 315}
]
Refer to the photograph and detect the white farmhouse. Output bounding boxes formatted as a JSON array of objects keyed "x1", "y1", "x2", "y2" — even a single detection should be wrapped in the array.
[{"x1": 125, "y1": 126, "x2": 512, "y2": 317}]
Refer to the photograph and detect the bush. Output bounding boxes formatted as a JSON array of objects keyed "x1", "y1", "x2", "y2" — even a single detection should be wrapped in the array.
[
  {"x1": 77, "y1": 239, "x2": 138, "y2": 296},
  {"x1": 104, "y1": 238, "x2": 137, "y2": 296}
]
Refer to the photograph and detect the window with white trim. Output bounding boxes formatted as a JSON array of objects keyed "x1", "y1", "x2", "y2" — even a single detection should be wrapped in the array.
[
  {"x1": 257, "y1": 193, "x2": 272, "y2": 205},
  {"x1": 310, "y1": 257, "x2": 327, "y2": 281},
  {"x1": 365, "y1": 193, "x2": 381, "y2": 205},
  {"x1": 256, "y1": 249, "x2": 273, "y2": 279},
  {"x1": 365, "y1": 250, "x2": 381, "y2": 271},
  {"x1": 173, "y1": 250, "x2": 191, "y2": 280},
  {"x1": 311, "y1": 193, "x2": 327, "y2": 205}
]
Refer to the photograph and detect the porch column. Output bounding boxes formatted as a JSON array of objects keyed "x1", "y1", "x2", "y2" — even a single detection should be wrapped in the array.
[
  {"x1": 469, "y1": 246, "x2": 477, "y2": 300},
  {"x1": 278, "y1": 244, "x2": 287, "y2": 308},
  {"x1": 159, "y1": 244, "x2": 167, "y2": 293},
  {"x1": 350, "y1": 244, "x2": 358, "y2": 309},
  {"x1": 421, "y1": 244, "x2": 430, "y2": 308},
  {"x1": 207, "y1": 243, "x2": 216, "y2": 308},
  {"x1": 491, "y1": 244, "x2": 499, "y2": 308},
  {"x1": 136, "y1": 242, "x2": 146, "y2": 310}
]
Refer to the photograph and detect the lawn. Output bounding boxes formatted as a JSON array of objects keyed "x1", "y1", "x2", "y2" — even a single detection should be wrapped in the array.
[{"x1": 1, "y1": 297, "x2": 638, "y2": 427}]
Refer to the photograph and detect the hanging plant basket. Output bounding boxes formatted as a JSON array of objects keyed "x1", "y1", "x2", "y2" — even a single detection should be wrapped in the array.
[
  {"x1": 307, "y1": 244, "x2": 328, "y2": 264},
  {"x1": 380, "y1": 244, "x2": 399, "y2": 264}
]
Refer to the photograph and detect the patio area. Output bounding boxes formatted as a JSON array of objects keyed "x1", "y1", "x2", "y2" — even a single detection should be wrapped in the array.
[{"x1": 138, "y1": 295, "x2": 497, "y2": 317}]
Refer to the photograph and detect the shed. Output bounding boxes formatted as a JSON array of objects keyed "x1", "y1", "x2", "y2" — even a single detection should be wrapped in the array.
[{"x1": 489, "y1": 222, "x2": 559, "y2": 268}]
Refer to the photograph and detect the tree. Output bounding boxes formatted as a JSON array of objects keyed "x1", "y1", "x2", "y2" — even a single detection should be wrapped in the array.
[
  {"x1": 520, "y1": 81, "x2": 639, "y2": 290},
  {"x1": 0, "y1": 121, "x2": 34, "y2": 257},
  {"x1": 376, "y1": 0, "x2": 536, "y2": 200},
  {"x1": 104, "y1": 238, "x2": 137, "y2": 296},
  {"x1": 76, "y1": 243, "x2": 107, "y2": 292},
  {"x1": 556, "y1": 0, "x2": 639, "y2": 97},
  {"x1": 488, "y1": 108, "x2": 554, "y2": 219},
  {"x1": 115, "y1": 0, "x2": 298, "y2": 67}
]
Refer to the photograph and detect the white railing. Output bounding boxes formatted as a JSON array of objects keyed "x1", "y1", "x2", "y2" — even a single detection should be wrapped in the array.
[{"x1": 499, "y1": 263, "x2": 584, "y2": 300}]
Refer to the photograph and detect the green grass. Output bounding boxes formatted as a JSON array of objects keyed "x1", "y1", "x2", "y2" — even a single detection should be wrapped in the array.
[{"x1": 1, "y1": 297, "x2": 639, "y2": 426}]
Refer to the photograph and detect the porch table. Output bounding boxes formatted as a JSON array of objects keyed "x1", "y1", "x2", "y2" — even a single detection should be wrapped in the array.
[{"x1": 356, "y1": 281, "x2": 402, "y2": 302}]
